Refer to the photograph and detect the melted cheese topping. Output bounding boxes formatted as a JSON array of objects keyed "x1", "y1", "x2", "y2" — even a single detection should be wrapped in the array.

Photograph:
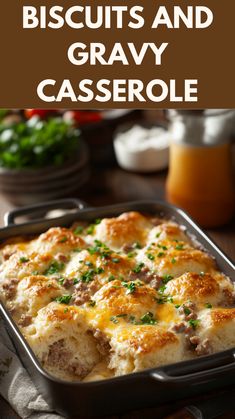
[{"x1": 0, "y1": 212, "x2": 234, "y2": 382}]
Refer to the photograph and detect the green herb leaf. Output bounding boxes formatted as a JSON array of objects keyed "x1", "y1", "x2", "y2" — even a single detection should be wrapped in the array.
[
  {"x1": 140, "y1": 312, "x2": 157, "y2": 325},
  {"x1": 0, "y1": 118, "x2": 80, "y2": 169},
  {"x1": 162, "y1": 275, "x2": 173, "y2": 284},
  {"x1": 147, "y1": 253, "x2": 155, "y2": 261},
  {"x1": 110, "y1": 316, "x2": 119, "y2": 324},
  {"x1": 87, "y1": 225, "x2": 95, "y2": 235},
  {"x1": 74, "y1": 226, "x2": 84, "y2": 235},
  {"x1": 188, "y1": 319, "x2": 200, "y2": 330},
  {"x1": 73, "y1": 278, "x2": 79, "y2": 285},
  {"x1": 205, "y1": 303, "x2": 212, "y2": 309},
  {"x1": 129, "y1": 315, "x2": 137, "y2": 324},
  {"x1": 85, "y1": 261, "x2": 93, "y2": 267},
  {"x1": 95, "y1": 267, "x2": 104, "y2": 274},
  {"x1": 55, "y1": 295, "x2": 72, "y2": 304},
  {"x1": 112, "y1": 258, "x2": 120, "y2": 264},
  {"x1": 122, "y1": 281, "x2": 137, "y2": 295},
  {"x1": 184, "y1": 307, "x2": 191, "y2": 315},
  {"x1": 157, "y1": 244, "x2": 168, "y2": 251},
  {"x1": 81, "y1": 269, "x2": 95, "y2": 283},
  {"x1": 58, "y1": 277, "x2": 65, "y2": 285},
  {"x1": 19, "y1": 257, "x2": 29, "y2": 263},
  {"x1": 133, "y1": 242, "x2": 142, "y2": 249},
  {"x1": 45, "y1": 261, "x2": 65, "y2": 275},
  {"x1": 132, "y1": 262, "x2": 145, "y2": 273},
  {"x1": 59, "y1": 236, "x2": 68, "y2": 243},
  {"x1": 175, "y1": 244, "x2": 184, "y2": 250},
  {"x1": 72, "y1": 248, "x2": 82, "y2": 253},
  {"x1": 158, "y1": 285, "x2": 166, "y2": 294},
  {"x1": 127, "y1": 252, "x2": 136, "y2": 258}
]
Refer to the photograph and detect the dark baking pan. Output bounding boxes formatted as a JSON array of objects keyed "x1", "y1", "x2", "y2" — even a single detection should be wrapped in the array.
[{"x1": 0, "y1": 199, "x2": 235, "y2": 418}]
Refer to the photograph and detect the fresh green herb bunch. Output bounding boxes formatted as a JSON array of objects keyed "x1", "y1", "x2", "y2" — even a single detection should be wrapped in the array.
[{"x1": 0, "y1": 117, "x2": 80, "y2": 169}]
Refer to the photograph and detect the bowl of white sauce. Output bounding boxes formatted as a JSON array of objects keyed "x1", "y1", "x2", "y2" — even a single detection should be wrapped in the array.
[{"x1": 114, "y1": 123, "x2": 169, "y2": 172}]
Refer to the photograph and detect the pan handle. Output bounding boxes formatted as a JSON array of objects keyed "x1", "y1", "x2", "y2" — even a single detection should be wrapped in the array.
[
  {"x1": 151, "y1": 352, "x2": 235, "y2": 385},
  {"x1": 4, "y1": 198, "x2": 88, "y2": 226}
]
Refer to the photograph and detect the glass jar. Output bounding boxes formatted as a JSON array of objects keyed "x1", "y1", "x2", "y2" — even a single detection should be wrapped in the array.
[{"x1": 166, "y1": 110, "x2": 235, "y2": 228}]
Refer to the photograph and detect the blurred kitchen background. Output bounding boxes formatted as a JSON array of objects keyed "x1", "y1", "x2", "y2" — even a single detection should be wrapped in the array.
[{"x1": 0, "y1": 108, "x2": 234, "y2": 231}]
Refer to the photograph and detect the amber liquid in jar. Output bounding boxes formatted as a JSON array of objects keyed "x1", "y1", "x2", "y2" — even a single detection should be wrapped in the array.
[{"x1": 166, "y1": 142, "x2": 235, "y2": 228}]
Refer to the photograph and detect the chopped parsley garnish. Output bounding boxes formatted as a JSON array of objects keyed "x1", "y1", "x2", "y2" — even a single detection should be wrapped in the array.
[
  {"x1": 112, "y1": 258, "x2": 120, "y2": 264},
  {"x1": 95, "y1": 267, "x2": 104, "y2": 274},
  {"x1": 122, "y1": 281, "x2": 142, "y2": 295},
  {"x1": 74, "y1": 226, "x2": 84, "y2": 235},
  {"x1": 72, "y1": 248, "x2": 82, "y2": 253},
  {"x1": 127, "y1": 252, "x2": 136, "y2": 258},
  {"x1": 81, "y1": 270, "x2": 95, "y2": 283},
  {"x1": 157, "y1": 244, "x2": 168, "y2": 251},
  {"x1": 157, "y1": 252, "x2": 164, "y2": 258},
  {"x1": 58, "y1": 277, "x2": 65, "y2": 285},
  {"x1": 89, "y1": 300, "x2": 96, "y2": 307},
  {"x1": 184, "y1": 307, "x2": 191, "y2": 315},
  {"x1": 110, "y1": 316, "x2": 119, "y2": 324},
  {"x1": 86, "y1": 219, "x2": 102, "y2": 235},
  {"x1": 132, "y1": 262, "x2": 145, "y2": 273},
  {"x1": 110, "y1": 314, "x2": 128, "y2": 324},
  {"x1": 129, "y1": 315, "x2": 137, "y2": 324},
  {"x1": 45, "y1": 261, "x2": 65, "y2": 275},
  {"x1": 188, "y1": 319, "x2": 200, "y2": 330},
  {"x1": 108, "y1": 275, "x2": 115, "y2": 282},
  {"x1": 156, "y1": 232, "x2": 161, "y2": 238},
  {"x1": 59, "y1": 236, "x2": 68, "y2": 243},
  {"x1": 88, "y1": 241, "x2": 112, "y2": 259},
  {"x1": 85, "y1": 261, "x2": 93, "y2": 267},
  {"x1": 81, "y1": 269, "x2": 95, "y2": 283},
  {"x1": 175, "y1": 304, "x2": 181, "y2": 309},
  {"x1": 64, "y1": 308, "x2": 69, "y2": 313},
  {"x1": 87, "y1": 225, "x2": 95, "y2": 235},
  {"x1": 81, "y1": 267, "x2": 104, "y2": 283},
  {"x1": 162, "y1": 275, "x2": 173, "y2": 284},
  {"x1": 19, "y1": 257, "x2": 29, "y2": 263},
  {"x1": 147, "y1": 253, "x2": 155, "y2": 261},
  {"x1": 175, "y1": 244, "x2": 184, "y2": 250},
  {"x1": 140, "y1": 312, "x2": 157, "y2": 325},
  {"x1": 73, "y1": 278, "x2": 79, "y2": 285},
  {"x1": 156, "y1": 296, "x2": 170, "y2": 304},
  {"x1": 158, "y1": 285, "x2": 166, "y2": 294},
  {"x1": 205, "y1": 303, "x2": 212, "y2": 309},
  {"x1": 171, "y1": 258, "x2": 176, "y2": 264},
  {"x1": 133, "y1": 242, "x2": 142, "y2": 249},
  {"x1": 55, "y1": 295, "x2": 72, "y2": 304}
]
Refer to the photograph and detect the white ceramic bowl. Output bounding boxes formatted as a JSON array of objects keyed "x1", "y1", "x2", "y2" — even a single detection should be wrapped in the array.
[{"x1": 114, "y1": 124, "x2": 169, "y2": 172}]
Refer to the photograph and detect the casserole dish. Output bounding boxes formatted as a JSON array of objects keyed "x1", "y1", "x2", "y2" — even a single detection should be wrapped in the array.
[{"x1": 0, "y1": 198, "x2": 235, "y2": 418}]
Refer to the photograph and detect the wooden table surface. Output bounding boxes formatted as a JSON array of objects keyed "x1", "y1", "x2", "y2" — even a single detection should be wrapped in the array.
[{"x1": 0, "y1": 166, "x2": 234, "y2": 419}]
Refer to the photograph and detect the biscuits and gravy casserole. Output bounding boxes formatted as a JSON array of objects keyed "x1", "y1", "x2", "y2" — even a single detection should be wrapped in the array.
[{"x1": 0, "y1": 211, "x2": 234, "y2": 382}]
